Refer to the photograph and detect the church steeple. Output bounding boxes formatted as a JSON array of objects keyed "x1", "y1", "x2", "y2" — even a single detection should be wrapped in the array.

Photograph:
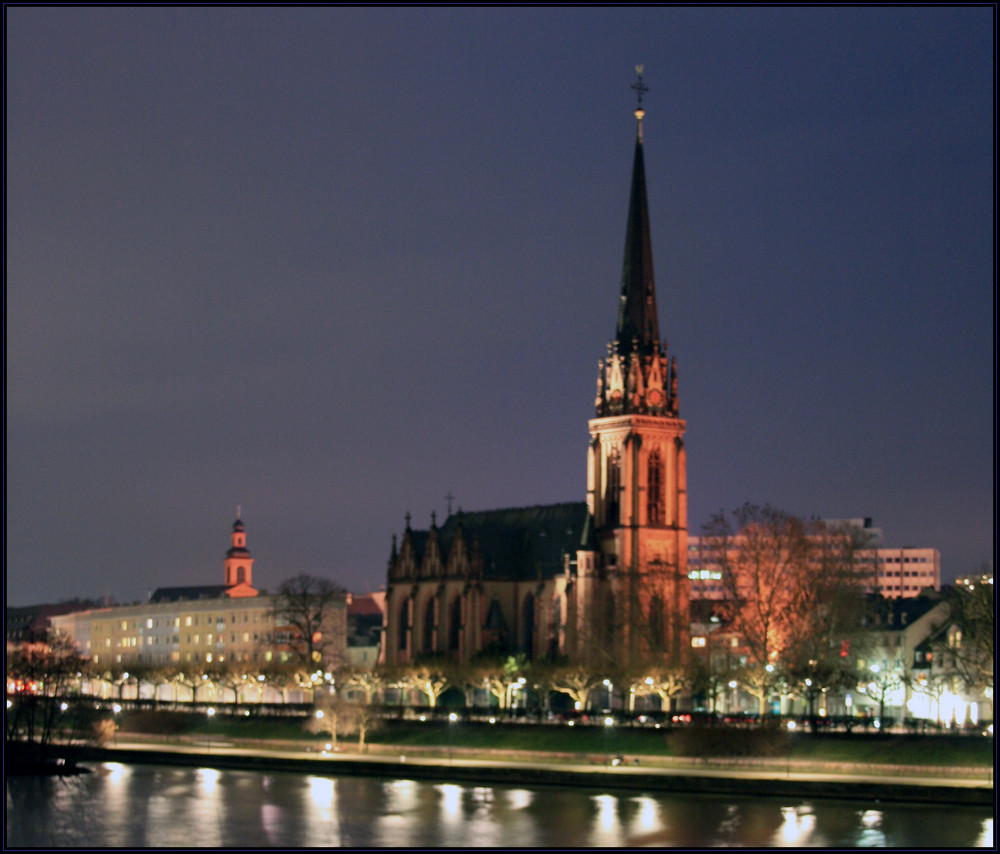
[
  {"x1": 616, "y1": 66, "x2": 660, "y2": 357},
  {"x1": 586, "y1": 69, "x2": 689, "y2": 665},
  {"x1": 596, "y1": 68, "x2": 677, "y2": 419},
  {"x1": 223, "y1": 512, "x2": 256, "y2": 595}
]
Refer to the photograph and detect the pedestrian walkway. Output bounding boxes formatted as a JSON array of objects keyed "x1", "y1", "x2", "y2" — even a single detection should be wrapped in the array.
[{"x1": 81, "y1": 737, "x2": 993, "y2": 807}]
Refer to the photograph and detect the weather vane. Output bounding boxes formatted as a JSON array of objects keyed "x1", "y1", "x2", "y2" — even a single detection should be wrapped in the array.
[{"x1": 631, "y1": 65, "x2": 648, "y2": 107}]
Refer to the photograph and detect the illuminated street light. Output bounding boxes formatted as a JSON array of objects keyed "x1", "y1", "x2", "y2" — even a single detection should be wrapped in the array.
[
  {"x1": 448, "y1": 711, "x2": 458, "y2": 762},
  {"x1": 206, "y1": 707, "x2": 216, "y2": 752}
]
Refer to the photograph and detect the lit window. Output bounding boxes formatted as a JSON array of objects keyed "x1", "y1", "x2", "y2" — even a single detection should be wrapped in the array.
[{"x1": 691, "y1": 637, "x2": 706, "y2": 648}]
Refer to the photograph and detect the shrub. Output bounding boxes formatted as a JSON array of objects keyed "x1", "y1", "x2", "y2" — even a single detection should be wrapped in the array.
[{"x1": 91, "y1": 719, "x2": 117, "y2": 747}]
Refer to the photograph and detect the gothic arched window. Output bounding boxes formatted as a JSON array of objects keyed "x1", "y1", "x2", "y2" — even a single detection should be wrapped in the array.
[
  {"x1": 606, "y1": 450, "x2": 621, "y2": 526},
  {"x1": 423, "y1": 597, "x2": 436, "y2": 654},
  {"x1": 448, "y1": 596, "x2": 462, "y2": 652},
  {"x1": 548, "y1": 595, "x2": 562, "y2": 657},
  {"x1": 521, "y1": 594, "x2": 535, "y2": 657},
  {"x1": 398, "y1": 600, "x2": 410, "y2": 651},
  {"x1": 648, "y1": 451, "x2": 663, "y2": 525}
]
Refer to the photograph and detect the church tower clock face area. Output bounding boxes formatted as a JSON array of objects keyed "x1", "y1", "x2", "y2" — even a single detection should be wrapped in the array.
[{"x1": 586, "y1": 69, "x2": 689, "y2": 667}]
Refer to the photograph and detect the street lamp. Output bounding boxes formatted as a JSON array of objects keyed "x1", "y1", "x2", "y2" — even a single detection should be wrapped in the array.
[
  {"x1": 206, "y1": 707, "x2": 216, "y2": 752},
  {"x1": 112, "y1": 703, "x2": 121, "y2": 746},
  {"x1": 448, "y1": 711, "x2": 458, "y2": 762}
]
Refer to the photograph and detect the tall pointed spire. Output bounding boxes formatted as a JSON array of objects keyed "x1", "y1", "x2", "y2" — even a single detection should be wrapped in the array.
[
  {"x1": 596, "y1": 69, "x2": 676, "y2": 419},
  {"x1": 616, "y1": 65, "x2": 660, "y2": 356}
]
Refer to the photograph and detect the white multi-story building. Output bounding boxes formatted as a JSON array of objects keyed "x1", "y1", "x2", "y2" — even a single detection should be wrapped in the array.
[
  {"x1": 50, "y1": 517, "x2": 348, "y2": 674},
  {"x1": 687, "y1": 518, "x2": 940, "y2": 600}
]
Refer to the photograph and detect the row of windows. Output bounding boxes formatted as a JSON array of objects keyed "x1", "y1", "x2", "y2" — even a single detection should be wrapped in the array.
[
  {"x1": 109, "y1": 631, "x2": 262, "y2": 648},
  {"x1": 94, "y1": 612, "x2": 267, "y2": 635},
  {"x1": 878, "y1": 570, "x2": 935, "y2": 578}
]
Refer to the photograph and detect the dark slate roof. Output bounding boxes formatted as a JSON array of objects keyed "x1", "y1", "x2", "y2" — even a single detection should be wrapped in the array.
[
  {"x1": 864, "y1": 591, "x2": 944, "y2": 629},
  {"x1": 616, "y1": 123, "x2": 660, "y2": 357},
  {"x1": 439, "y1": 502, "x2": 596, "y2": 581},
  {"x1": 148, "y1": 585, "x2": 231, "y2": 603}
]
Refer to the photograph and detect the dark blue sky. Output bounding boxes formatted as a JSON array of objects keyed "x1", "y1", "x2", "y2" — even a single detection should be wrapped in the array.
[{"x1": 6, "y1": 8, "x2": 993, "y2": 605}]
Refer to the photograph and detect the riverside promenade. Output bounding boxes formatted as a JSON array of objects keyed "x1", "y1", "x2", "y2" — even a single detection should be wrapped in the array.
[{"x1": 70, "y1": 736, "x2": 994, "y2": 807}]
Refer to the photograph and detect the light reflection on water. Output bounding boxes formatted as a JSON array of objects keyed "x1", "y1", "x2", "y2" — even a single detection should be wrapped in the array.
[{"x1": 4, "y1": 762, "x2": 993, "y2": 849}]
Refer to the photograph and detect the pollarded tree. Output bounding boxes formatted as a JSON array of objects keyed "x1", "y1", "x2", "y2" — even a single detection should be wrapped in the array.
[
  {"x1": 469, "y1": 654, "x2": 527, "y2": 714},
  {"x1": 342, "y1": 667, "x2": 386, "y2": 707},
  {"x1": 628, "y1": 665, "x2": 690, "y2": 715},
  {"x1": 401, "y1": 661, "x2": 451, "y2": 709},
  {"x1": 545, "y1": 663, "x2": 605, "y2": 714}
]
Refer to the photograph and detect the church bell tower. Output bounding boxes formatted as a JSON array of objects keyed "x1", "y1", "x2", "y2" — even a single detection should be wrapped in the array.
[
  {"x1": 223, "y1": 511, "x2": 257, "y2": 596},
  {"x1": 585, "y1": 69, "x2": 689, "y2": 666}
]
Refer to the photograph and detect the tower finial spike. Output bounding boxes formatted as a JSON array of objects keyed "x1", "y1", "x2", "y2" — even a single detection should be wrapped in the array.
[
  {"x1": 237, "y1": 504, "x2": 242, "y2": 520},
  {"x1": 631, "y1": 66, "x2": 648, "y2": 141}
]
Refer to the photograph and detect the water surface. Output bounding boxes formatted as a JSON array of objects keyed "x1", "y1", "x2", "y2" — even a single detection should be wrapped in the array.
[{"x1": 5, "y1": 762, "x2": 993, "y2": 848}]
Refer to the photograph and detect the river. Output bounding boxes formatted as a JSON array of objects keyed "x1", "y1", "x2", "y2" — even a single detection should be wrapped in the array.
[{"x1": 5, "y1": 761, "x2": 993, "y2": 848}]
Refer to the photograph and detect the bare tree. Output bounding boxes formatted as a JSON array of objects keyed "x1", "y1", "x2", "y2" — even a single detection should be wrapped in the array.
[
  {"x1": 6, "y1": 633, "x2": 84, "y2": 763},
  {"x1": 701, "y1": 505, "x2": 816, "y2": 715},
  {"x1": 940, "y1": 574, "x2": 995, "y2": 713},
  {"x1": 783, "y1": 521, "x2": 874, "y2": 728},
  {"x1": 862, "y1": 664, "x2": 904, "y2": 724},
  {"x1": 271, "y1": 574, "x2": 348, "y2": 669}
]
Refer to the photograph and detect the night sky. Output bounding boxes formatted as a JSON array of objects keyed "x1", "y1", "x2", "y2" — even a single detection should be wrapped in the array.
[{"x1": 6, "y1": 8, "x2": 993, "y2": 606}]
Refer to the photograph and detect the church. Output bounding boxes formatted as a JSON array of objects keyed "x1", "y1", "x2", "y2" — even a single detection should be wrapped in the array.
[{"x1": 382, "y1": 79, "x2": 689, "y2": 671}]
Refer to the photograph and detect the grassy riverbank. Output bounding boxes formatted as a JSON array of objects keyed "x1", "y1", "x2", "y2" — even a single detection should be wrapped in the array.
[{"x1": 107, "y1": 710, "x2": 993, "y2": 771}]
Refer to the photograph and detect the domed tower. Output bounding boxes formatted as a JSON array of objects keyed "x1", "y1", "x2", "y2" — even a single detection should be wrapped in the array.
[
  {"x1": 224, "y1": 512, "x2": 257, "y2": 595},
  {"x1": 584, "y1": 68, "x2": 689, "y2": 667}
]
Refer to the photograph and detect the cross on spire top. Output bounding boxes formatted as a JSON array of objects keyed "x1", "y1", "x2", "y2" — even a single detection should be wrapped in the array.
[{"x1": 631, "y1": 65, "x2": 648, "y2": 107}]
